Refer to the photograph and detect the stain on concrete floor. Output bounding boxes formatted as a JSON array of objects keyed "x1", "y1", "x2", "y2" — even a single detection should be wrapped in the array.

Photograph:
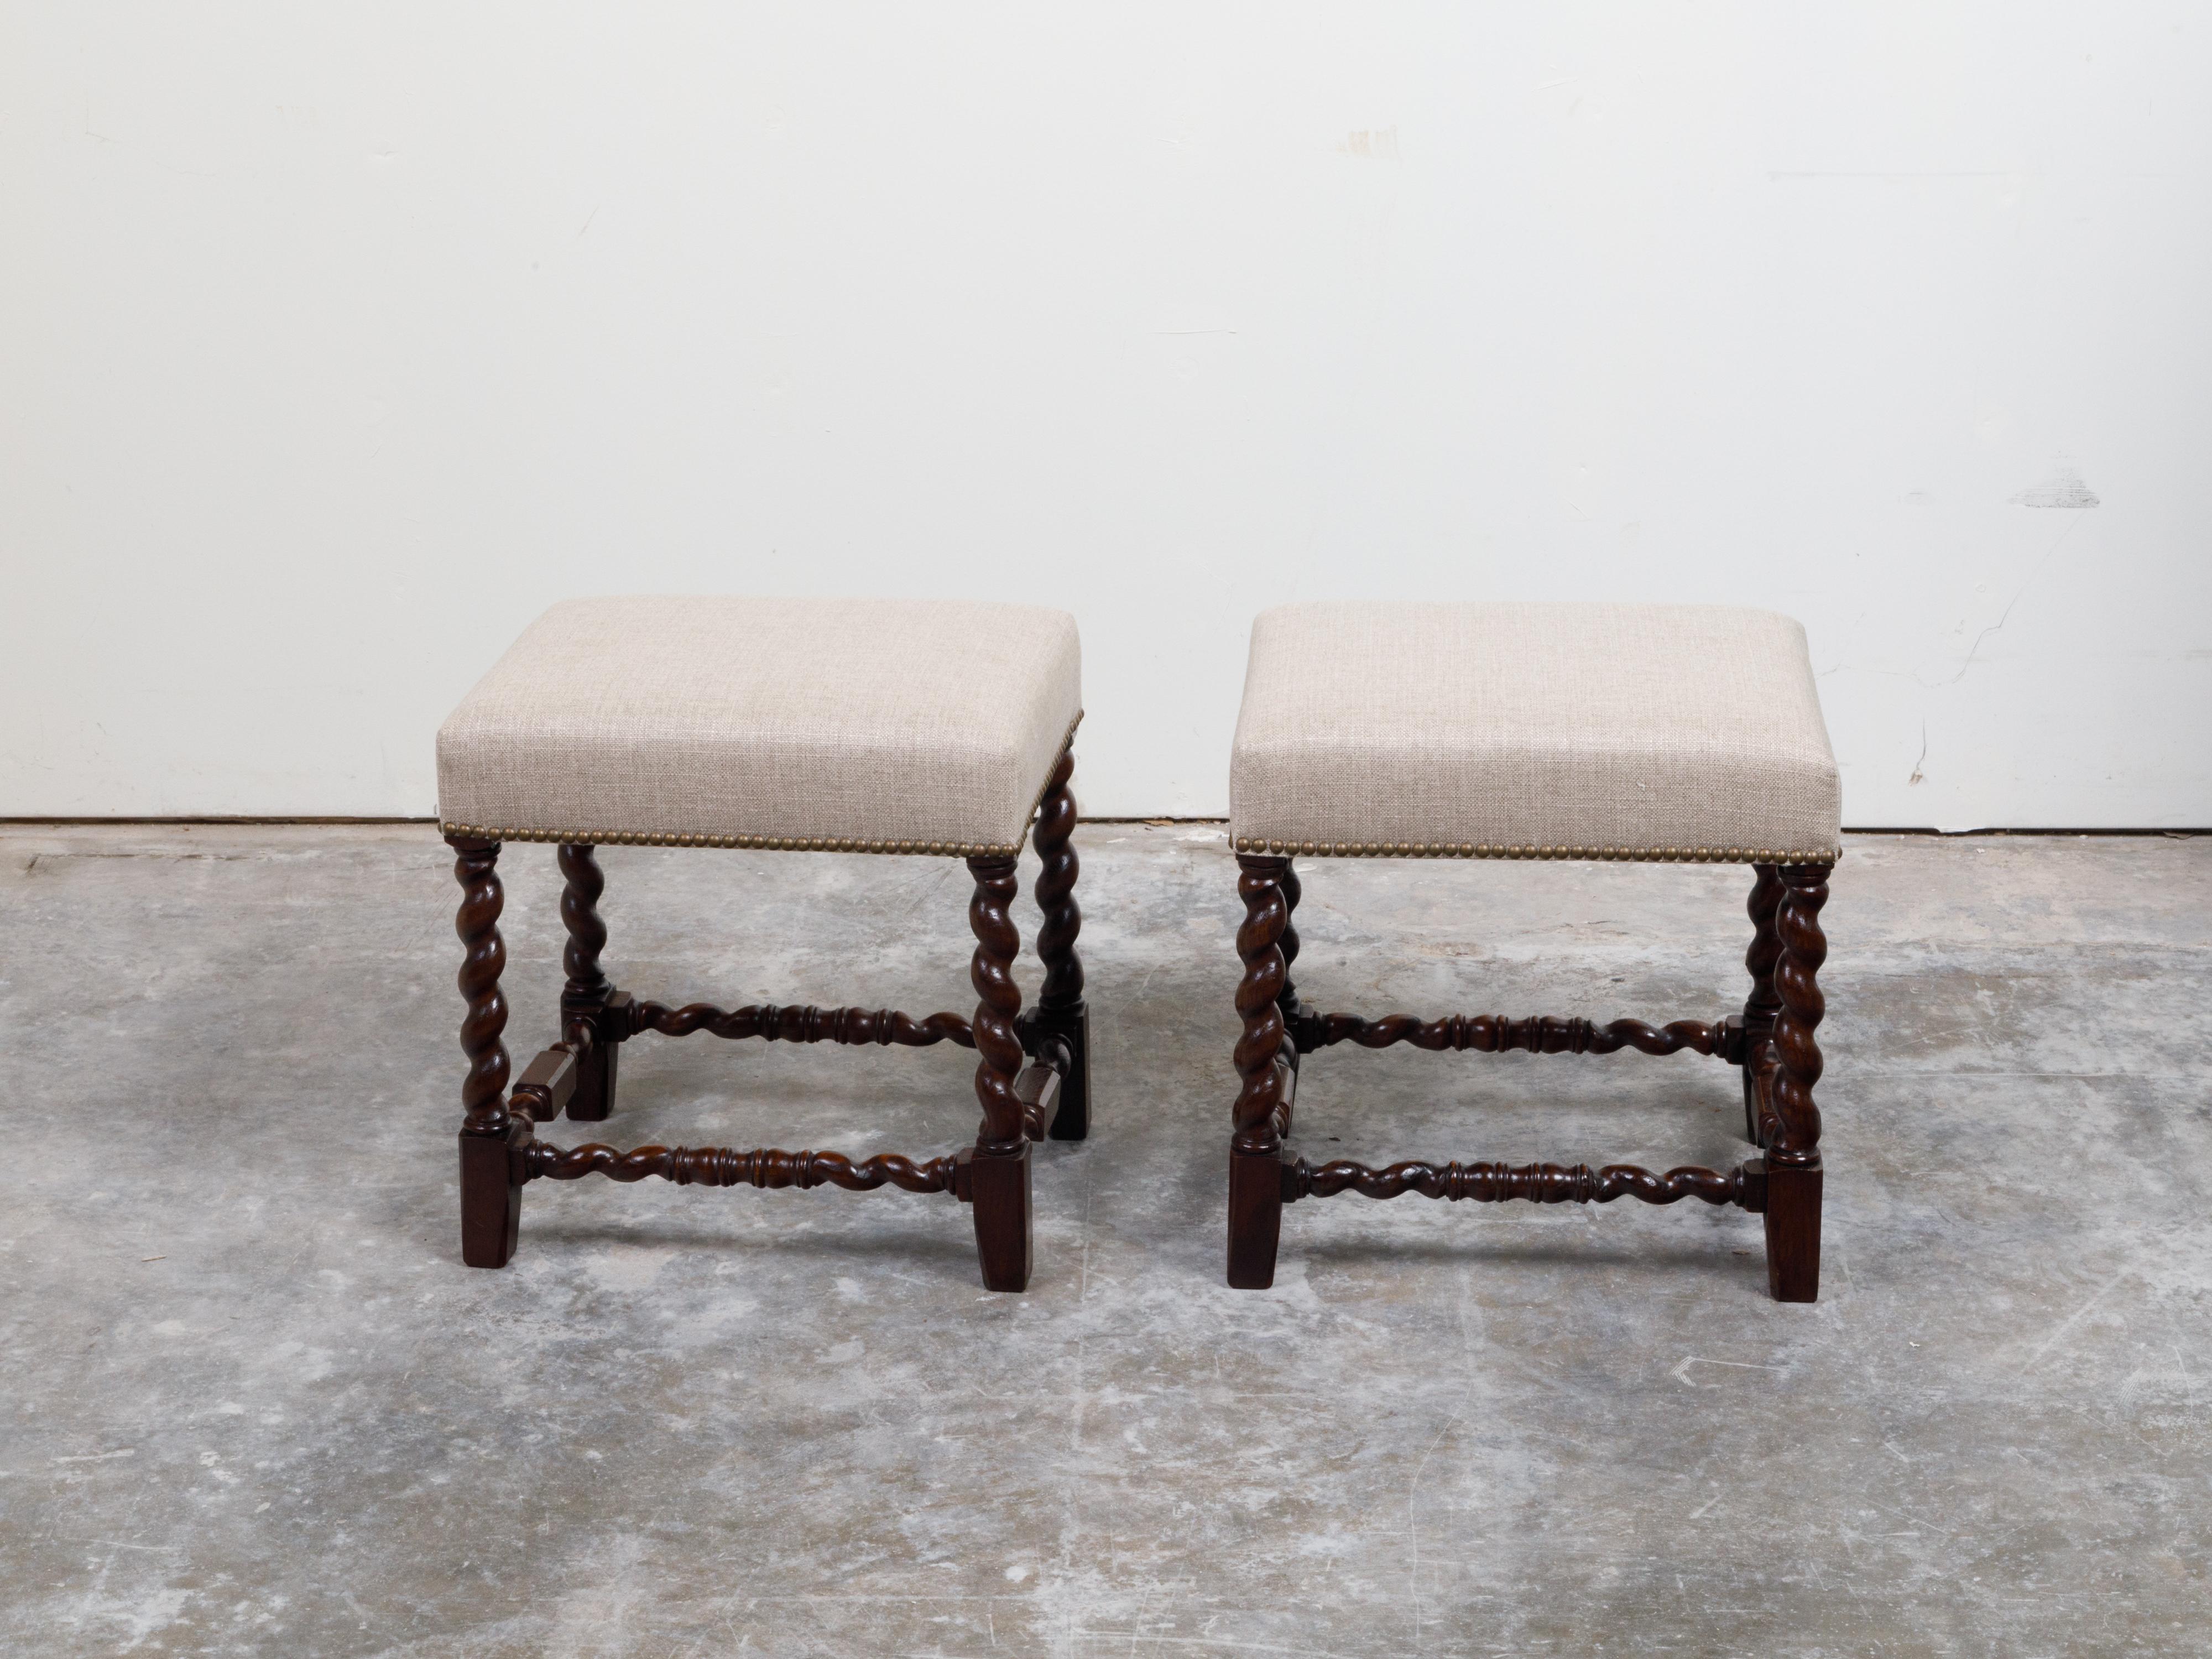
[{"x1": 2, "y1": 826, "x2": 2206, "y2": 1656}]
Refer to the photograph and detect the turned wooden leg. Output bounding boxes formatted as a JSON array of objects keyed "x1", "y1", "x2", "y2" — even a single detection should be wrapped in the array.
[
  {"x1": 966, "y1": 854, "x2": 1031, "y2": 1292},
  {"x1": 1761, "y1": 862, "x2": 1830, "y2": 1302},
  {"x1": 1275, "y1": 858, "x2": 1305, "y2": 1082},
  {"x1": 1028, "y1": 749, "x2": 1089, "y2": 1141},
  {"x1": 557, "y1": 843, "x2": 619, "y2": 1121},
  {"x1": 1740, "y1": 864, "x2": 1783, "y2": 1143},
  {"x1": 1228, "y1": 854, "x2": 1292, "y2": 1289},
  {"x1": 448, "y1": 836, "x2": 523, "y2": 1269}
]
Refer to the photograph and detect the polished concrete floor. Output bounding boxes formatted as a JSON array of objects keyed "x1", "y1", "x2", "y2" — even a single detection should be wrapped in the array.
[{"x1": 3, "y1": 824, "x2": 2207, "y2": 1656}]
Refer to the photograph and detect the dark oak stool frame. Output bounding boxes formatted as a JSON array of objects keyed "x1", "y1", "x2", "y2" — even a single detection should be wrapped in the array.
[
  {"x1": 1227, "y1": 855, "x2": 1832, "y2": 1301},
  {"x1": 444, "y1": 751, "x2": 1091, "y2": 1293}
]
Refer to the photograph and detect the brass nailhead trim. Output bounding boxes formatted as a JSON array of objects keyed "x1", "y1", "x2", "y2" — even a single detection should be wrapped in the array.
[
  {"x1": 1229, "y1": 836, "x2": 1840, "y2": 866},
  {"x1": 438, "y1": 820, "x2": 1028, "y2": 857}
]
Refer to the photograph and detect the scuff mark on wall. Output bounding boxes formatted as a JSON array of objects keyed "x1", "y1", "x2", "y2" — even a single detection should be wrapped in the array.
[
  {"x1": 1340, "y1": 127, "x2": 1400, "y2": 160},
  {"x1": 2010, "y1": 465, "x2": 2100, "y2": 508}
]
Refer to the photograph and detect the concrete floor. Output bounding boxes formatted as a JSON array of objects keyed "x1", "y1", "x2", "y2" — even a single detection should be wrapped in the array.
[{"x1": 3, "y1": 825, "x2": 2208, "y2": 1657}]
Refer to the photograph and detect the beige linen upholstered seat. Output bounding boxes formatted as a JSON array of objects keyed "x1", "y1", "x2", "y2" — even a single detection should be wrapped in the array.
[
  {"x1": 1229, "y1": 602, "x2": 1841, "y2": 864},
  {"x1": 438, "y1": 597, "x2": 1083, "y2": 855}
]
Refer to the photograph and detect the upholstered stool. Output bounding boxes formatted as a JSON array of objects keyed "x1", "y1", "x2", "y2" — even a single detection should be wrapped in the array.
[
  {"x1": 1224, "y1": 602, "x2": 1841, "y2": 1300},
  {"x1": 434, "y1": 597, "x2": 1089, "y2": 1292}
]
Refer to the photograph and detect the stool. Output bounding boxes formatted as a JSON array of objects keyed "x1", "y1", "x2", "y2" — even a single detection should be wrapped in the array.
[
  {"x1": 1224, "y1": 602, "x2": 1842, "y2": 1301},
  {"x1": 434, "y1": 597, "x2": 1089, "y2": 1292}
]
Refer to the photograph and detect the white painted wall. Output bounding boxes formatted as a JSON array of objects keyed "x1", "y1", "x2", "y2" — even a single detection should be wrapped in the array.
[{"x1": 5, "y1": 4, "x2": 2208, "y2": 826}]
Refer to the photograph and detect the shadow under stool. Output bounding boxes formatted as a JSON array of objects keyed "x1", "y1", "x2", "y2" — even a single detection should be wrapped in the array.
[
  {"x1": 432, "y1": 596, "x2": 1091, "y2": 1292},
  {"x1": 1222, "y1": 601, "x2": 1843, "y2": 1301}
]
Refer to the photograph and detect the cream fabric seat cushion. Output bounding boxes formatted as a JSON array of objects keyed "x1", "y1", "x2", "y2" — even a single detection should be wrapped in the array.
[
  {"x1": 1230, "y1": 602, "x2": 1841, "y2": 863},
  {"x1": 437, "y1": 597, "x2": 1082, "y2": 855}
]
